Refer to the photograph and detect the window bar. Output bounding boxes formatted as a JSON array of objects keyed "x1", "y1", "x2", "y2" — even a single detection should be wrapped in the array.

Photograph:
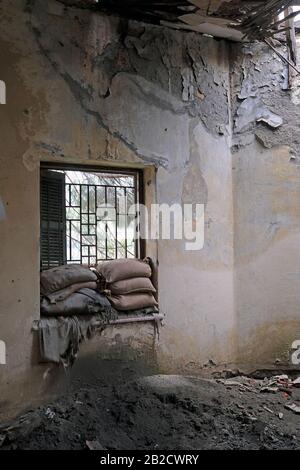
[
  {"x1": 138, "y1": 171, "x2": 145, "y2": 259},
  {"x1": 105, "y1": 186, "x2": 108, "y2": 260},
  {"x1": 47, "y1": 188, "x2": 50, "y2": 268},
  {"x1": 67, "y1": 185, "x2": 70, "y2": 263},
  {"x1": 95, "y1": 185, "x2": 99, "y2": 264},
  {"x1": 115, "y1": 186, "x2": 118, "y2": 259},
  {"x1": 69, "y1": 220, "x2": 71, "y2": 263},
  {"x1": 134, "y1": 172, "x2": 139, "y2": 258},
  {"x1": 124, "y1": 186, "x2": 128, "y2": 258},
  {"x1": 80, "y1": 185, "x2": 83, "y2": 265},
  {"x1": 93, "y1": 184, "x2": 97, "y2": 266},
  {"x1": 87, "y1": 184, "x2": 90, "y2": 265}
]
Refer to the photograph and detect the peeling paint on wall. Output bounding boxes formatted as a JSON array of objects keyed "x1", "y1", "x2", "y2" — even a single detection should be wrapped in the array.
[
  {"x1": 231, "y1": 39, "x2": 300, "y2": 366},
  {"x1": 0, "y1": 0, "x2": 236, "y2": 420},
  {"x1": 0, "y1": 80, "x2": 6, "y2": 104},
  {"x1": 0, "y1": 340, "x2": 6, "y2": 365},
  {"x1": 234, "y1": 96, "x2": 283, "y2": 133},
  {"x1": 230, "y1": 42, "x2": 300, "y2": 152},
  {"x1": 0, "y1": 197, "x2": 6, "y2": 221},
  {"x1": 3, "y1": 0, "x2": 300, "y2": 417}
]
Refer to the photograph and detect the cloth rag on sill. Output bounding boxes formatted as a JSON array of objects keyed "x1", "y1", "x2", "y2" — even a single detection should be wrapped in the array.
[
  {"x1": 37, "y1": 307, "x2": 158, "y2": 368},
  {"x1": 37, "y1": 311, "x2": 116, "y2": 368}
]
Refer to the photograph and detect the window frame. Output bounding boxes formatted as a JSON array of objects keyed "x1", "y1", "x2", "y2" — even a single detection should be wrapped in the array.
[{"x1": 40, "y1": 162, "x2": 145, "y2": 268}]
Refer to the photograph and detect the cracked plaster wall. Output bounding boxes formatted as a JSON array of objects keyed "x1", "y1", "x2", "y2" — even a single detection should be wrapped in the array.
[
  {"x1": 0, "y1": 0, "x2": 235, "y2": 418},
  {"x1": 2, "y1": 0, "x2": 300, "y2": 421},
  {"x1": 231, "y1": 42, "x2": 300, "y2": 367},
  {"x1": 1, "y1": 0, "x2": 300, "y2": 420},
  {"x1": 4, "y1": 0, "x2": 300, "y2": 419}
]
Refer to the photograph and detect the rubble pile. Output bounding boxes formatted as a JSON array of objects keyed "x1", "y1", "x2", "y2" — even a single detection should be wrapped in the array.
[
  {"x1": 0, "y1": 373, "x2": 299, "y2": 450},
  {"x1": 217, "y1": 374, "x2": 300, "y2": 417}
]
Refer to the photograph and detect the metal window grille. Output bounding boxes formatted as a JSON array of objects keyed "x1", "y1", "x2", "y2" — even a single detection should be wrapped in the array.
[{"x1": 40, "y1": 166, "x2": 143, "y2": 269}]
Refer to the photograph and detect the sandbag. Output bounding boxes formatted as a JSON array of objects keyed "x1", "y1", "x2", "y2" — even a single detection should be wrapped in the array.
[
  {"x1": 107, "y1": 293, "x2": 158, "y2": 311},
  {"x1": 96, "y1": 258, "x2": 151, "y2": 283},
  {"x1": 41, "y1": 288, "x2": 111, "y2": 317},
  {"x1": 109, "y1": 277, "x2": 156, "y2": 295},
  {"x1": 44, "y1": 281, "x2": 98, "y2": 304},
  {"x1": 41, "y1": 265, "x2": 97, "y2": 295}
]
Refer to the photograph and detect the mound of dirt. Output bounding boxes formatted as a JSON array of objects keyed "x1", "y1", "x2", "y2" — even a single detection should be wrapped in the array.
[{"x1": 1, "y1": 374, "x2": 300, "y2": 450}]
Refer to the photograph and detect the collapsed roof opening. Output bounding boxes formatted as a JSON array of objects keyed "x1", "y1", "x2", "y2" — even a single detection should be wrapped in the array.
[{"x1": 58, "y1": 0, "x2": 300, "y2": 42}]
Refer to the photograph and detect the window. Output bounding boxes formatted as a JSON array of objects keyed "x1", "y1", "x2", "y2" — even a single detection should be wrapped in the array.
[{"x1": 40, "y1": 165, "x2": 143, "y2": 270}]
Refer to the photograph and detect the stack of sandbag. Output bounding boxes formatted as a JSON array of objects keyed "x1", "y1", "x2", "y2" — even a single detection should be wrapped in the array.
[
  {"x1": 40, "y1": 264, "x2": 112, "y2": 317},
  {"x1": 96, "y1": 258, "x2": 158, "y2": 311}
]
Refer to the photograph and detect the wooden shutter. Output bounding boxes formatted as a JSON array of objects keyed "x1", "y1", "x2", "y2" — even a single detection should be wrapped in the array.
[{"x1": 40, "y1": 170, "x2": 66, "y2": 270}]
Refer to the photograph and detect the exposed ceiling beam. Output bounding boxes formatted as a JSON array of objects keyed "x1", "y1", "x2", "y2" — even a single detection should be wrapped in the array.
[{"x1": 56, "y1": 1, "x2": 300, "y2": 42}]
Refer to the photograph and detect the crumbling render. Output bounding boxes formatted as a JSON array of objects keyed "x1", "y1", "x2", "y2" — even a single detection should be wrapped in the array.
[
  {"x1": 0, "y1": 79, "x2": 5, "y2": 104},
  {"x1": 230, "y1": 37, "x2": 300, "y2": 153},
  {"x1": 234, "y1": 96, "x2": 283, "y2": 132}
]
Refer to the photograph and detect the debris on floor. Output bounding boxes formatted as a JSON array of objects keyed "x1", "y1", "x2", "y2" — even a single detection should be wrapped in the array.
[
  {"x1": 293, "y1": 377, "x2": 300, "y2": 388},
  {"x1": 285, "y1": 403, "x2": 300, "y2": 415},
  {"x1": 0, "y1": 373, "x2": 300, "y2": 450},
  {"x1": 218, "y1": 374, "x2": 300, "y2": 395},
  {"x1": 86, "y1": 440, "x2": 106, "y2": 450}
]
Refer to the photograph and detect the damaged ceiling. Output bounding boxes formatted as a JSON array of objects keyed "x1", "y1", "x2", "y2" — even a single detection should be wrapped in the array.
[{"x1": 58, "y1": 1, "x2": 300, "y2": 42}]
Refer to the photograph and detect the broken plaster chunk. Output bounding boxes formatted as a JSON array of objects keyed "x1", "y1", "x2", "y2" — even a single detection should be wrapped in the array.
[
  {"x1": 256, "y1": 111, "x2": 283, "y2": 129},
  {"x1": 86, "y1": 440, "x2": 106, "y2": 450},
  {"x1": 263, "y1": 406, "x2": 274, "y2": 414},
  {"x1": 260, "y1": 386, "x2": 279, "y2": 394},
  {"x1": 45, "y1": 408, "x2": 55, "y2": 420},
  {"x1": 235, "y1": 96, "x2": 283, "y2": 133},
  {"x1": 235, "y1": 97, "x2": 260, "y2": 132},
  {"x1": 285, "y1": 403, "x2": 300, "y2": 414},
  {"x1": 293, "y1": 377, "x2": 300, "y2": 388}
]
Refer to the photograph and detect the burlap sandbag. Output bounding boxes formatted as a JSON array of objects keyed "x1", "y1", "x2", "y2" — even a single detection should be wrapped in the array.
[
  {"x1": 109, "y1": 277, "x2": 156, "y2": 295},
  {"x1": 107, "y1": 293, "x2": 158, "y2": 311},
  {"x1": 41, "y1": 288, "x2": 111, "y2": 317},
  {"x1": 96, "y1": 258, "x2": 151, "y2": 283},
  {"x1": 41, "y1": 265, "x2": 97, "y2": 295},
  {"x1": 44, "y1": 281, "x2": 98, "y2": 304}
]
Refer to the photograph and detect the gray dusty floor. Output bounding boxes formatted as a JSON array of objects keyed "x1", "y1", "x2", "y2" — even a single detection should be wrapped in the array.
[{"x1": 1, "y1": 374, "x2": 300, "y2": 450}]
